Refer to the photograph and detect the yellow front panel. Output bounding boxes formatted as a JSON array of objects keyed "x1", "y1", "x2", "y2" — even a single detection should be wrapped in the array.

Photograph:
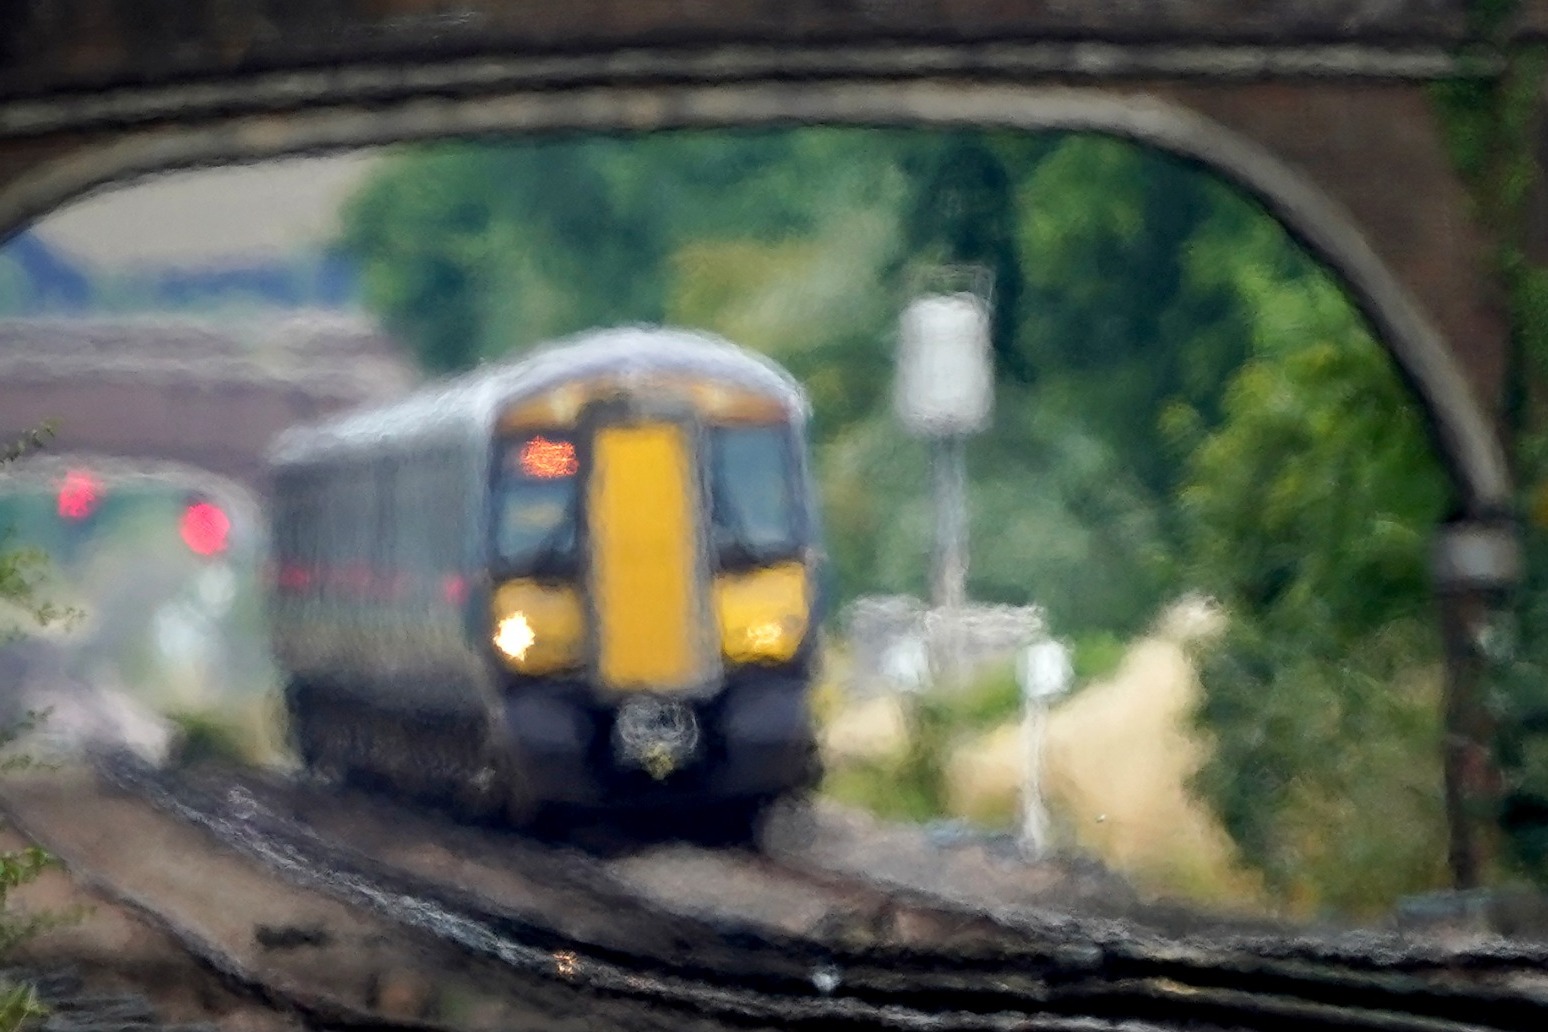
[
  {"x1": 588, "y1": 423, "x2": 703, "y2": 692},
  {"x1": 714, "y1": 562, "x2": 810, "y2": 665},
  {"x1": 501, "y1": 384, "x2": 591, "y2": 431},
  {"x1": 490, "y1": 579, "x2": 586, "y2": 675},
  {"x1": 498, "y1": 377, "x2": 793, "y2": 432}
]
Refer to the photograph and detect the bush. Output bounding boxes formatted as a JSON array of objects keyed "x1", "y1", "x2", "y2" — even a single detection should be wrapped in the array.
[
  {"x1": 0, "y1": 712, "x2": 79, "y2": 1032},
  {"x1": 0, "y1": 984, "x2": 43, "y2": 1032},
  {"x1": 1190, "y1": 618, "x2": 1448, "y2": 916},
  {"x1": 166, "y1": 709, "x2": 261, "y2": 769},
  {"x1": 939, "y1": 661, "x2": 1020, "y2": 730},
  {"x1": 819, "y1": 662, "x2": 1020, "y2": 825},
  {"x1": 1071, "y1": 630, "x2": 1126, "y2": 685},
  {"x1": 819, "y1": 687, "x2": 956, "y2": 823},
  {"x1": 0, "y1": 426, "x2": 79, "y2": 1029}
]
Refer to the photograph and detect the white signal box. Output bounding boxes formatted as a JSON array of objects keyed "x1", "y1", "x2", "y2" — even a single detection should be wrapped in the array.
[
  {"x1": 1018, "y1": 640, "x2": 1073, "y2": 702},
  {"x1": 895, "y1": 293, "x2": 994, "y2": 437},
  {"x1": 880, "y1": 634, "x2": 930, "y2": 693}
]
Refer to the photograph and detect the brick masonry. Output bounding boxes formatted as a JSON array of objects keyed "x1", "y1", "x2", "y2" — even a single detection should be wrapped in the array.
[
  {"x1": 0, "y1": 1, "x2": 1536, "y2": 514},
  {"x1": 0, "y1": 315, "x2": 417, "y2": 494}
]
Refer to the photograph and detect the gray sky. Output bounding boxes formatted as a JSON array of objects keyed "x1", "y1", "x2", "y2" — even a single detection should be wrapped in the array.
[{"x1": 34, "y1": 152, "x2": 381, "y2": 270}]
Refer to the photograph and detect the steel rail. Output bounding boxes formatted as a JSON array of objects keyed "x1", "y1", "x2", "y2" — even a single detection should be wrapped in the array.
[{"x1": 98, "y1": 756, "x2": 1548, "y2": 1032}]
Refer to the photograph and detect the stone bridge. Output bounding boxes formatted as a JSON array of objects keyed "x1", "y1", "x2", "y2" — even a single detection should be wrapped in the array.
[
  {"x1": 0, "y1": 1, "x2": 1541, "y2": 525},
  {"x1": 0, "y1": 0, "x2": 1543, "y2": 884}
]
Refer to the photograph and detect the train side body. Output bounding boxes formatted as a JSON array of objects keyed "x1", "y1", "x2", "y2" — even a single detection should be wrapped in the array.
[{"x1": 267, "y1": 327, "x2": 824, "y2": 818}]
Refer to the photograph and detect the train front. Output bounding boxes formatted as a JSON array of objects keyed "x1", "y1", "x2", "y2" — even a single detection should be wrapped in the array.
[{"x1": 482, "y1": 368, "x2": 823, "y2": 816}]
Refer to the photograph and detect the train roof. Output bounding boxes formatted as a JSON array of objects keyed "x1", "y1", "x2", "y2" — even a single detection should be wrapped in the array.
[{"x1": 268, "y1": 325, "x2": 810, "y2": 468}]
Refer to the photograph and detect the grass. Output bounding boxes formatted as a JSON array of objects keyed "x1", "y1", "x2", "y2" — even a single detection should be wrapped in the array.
[
  {"x1": 818, "y1": 657, "x2": 1024, "y2": 825},
  {"x1": 166, "y1": 696, "x2": 288, "y2": 770},
  {"x1": 1071, "y1": 630, "x2": 1126, "y2": 685},
  {"x1": 815, "y1": 622, "x2": 1272, "y2": 909}
]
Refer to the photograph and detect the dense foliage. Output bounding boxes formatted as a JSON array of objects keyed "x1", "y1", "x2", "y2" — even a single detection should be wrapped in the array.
[
  {"x1": 339, "y1": 128, "x2": 1453, "y2": 911},
  {"x1": 1176, "y1": 253, "x2": 1449, "y2": 907},
  {"x1": 0, "y1": 430, "x2": 76, "y2": 1030},
  {"x1": 341, "y1": 131, "x2": 1274, "y2": 638}
]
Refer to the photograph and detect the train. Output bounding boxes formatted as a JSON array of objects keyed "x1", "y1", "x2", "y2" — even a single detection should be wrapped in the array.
[{"x1": 267, "y1": 326, "x2": 826, "y2": 828}]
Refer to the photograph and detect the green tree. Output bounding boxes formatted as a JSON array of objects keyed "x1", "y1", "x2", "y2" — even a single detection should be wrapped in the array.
[
  {"x1": 1011, "y1": 136, "x2": 1257, "y2": 499},
  {"x1": 337, "y1": 129, "x2": 1296, "y2": 640},
  {"x1": 339, "y1": 127, "x2": 1472, "y2": 908},
  {"x1": 1176, "y1": 241, "x2": 1450, "y2": 910},
  {"x1": 340, "y1": 145, "x2": 506, "y2": 371},
  {"x1": 341, "y1": 129, "x2": 911, "y2": 372},
  {"x1": 897, "y1": 131, "x2": 1043, "y2": 380}
]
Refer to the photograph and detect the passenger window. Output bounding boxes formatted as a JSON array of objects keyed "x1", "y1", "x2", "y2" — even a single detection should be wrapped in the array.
[
  {"x1": 708, "y1": 424, "x2": 801, "y2": 565},
  {"x1": 492, "y1": 435, "x2": 580, "y2": 571}
]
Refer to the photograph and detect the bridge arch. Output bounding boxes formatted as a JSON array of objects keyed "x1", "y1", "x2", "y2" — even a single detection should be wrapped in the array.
[{"x1": 0, "y1": 78, "x2": 1512, "y2": 519}]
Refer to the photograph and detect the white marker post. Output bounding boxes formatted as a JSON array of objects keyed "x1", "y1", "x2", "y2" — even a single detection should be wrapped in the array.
[{"x1": 1017, "y1": 639, "x2": 1072, "y2": 860}]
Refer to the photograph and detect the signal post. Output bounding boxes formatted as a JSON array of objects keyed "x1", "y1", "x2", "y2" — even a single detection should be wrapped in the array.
[{"x1": 895, "y1": 276, "x2": 994, "y2": 686}]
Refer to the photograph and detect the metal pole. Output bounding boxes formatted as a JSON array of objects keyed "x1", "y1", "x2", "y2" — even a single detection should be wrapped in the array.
[
  {"x1": 1020, "y1": 697, "x2": 1050, "y2": 859},
  {"x1": 930, "y1": 433, "x2": 969, "y2": 688},
  {"x1": 1017, "y1": 640, "x2": 1071, "y2": 860},
  {"x1": 931, "y1": 433, "x2": 968, "y2": 611}
]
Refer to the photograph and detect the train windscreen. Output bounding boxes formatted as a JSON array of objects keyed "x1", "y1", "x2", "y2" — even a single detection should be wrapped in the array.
[
  {"x1": 708, "y1": 425, "x2": 802, "y2": 566},
  {"x1": 493, "y1": 435, "x2": 581, "y2": 572}
]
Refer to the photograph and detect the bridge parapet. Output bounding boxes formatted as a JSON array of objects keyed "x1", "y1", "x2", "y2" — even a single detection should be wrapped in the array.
[
  {"x1": 0, "y1": 0, "x2": 1488, "y2": 105},
  {"x1": 0, "y1": 312, "x2": 413, "y2": 395},
  {"x1": 0, "y1": 313, "x2": 419, "y2": 495}
]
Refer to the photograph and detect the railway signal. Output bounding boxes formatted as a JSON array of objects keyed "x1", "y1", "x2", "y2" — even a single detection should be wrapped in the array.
[
  {"x1": 180, "y1": 496, "x2": 231, "y2": 557},
  {"x1": 896, "y1": 267, "x2": 994, "y2": 686},
  {"x1": 55, "y1": 468, "x2": 105, "y2": 562},
  {"x1": 56, "y1": 469, "x2": 101, "y2": 522}
]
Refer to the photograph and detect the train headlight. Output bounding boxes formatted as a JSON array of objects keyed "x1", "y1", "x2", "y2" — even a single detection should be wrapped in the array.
[
  {"x1": 491, "y1": 579, "x2": 586, "y2": 674},
  {"x1": 494, "y1": 613, "x2": 536, "y2": 660},
  {"x1": 714, "y1": 562, "x2": 810, "y2": 665}
]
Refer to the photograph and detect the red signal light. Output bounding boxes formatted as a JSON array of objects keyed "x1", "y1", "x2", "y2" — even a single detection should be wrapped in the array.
[
  {"x1": 180, "y1": 501, "x2": 230, "y2": 556},
  {"x1": 519, "y1": 437, "x2": 578, "y2": 479},
  {"x1": 57, "y1": 470, "x2": 101, "y2": 521}
]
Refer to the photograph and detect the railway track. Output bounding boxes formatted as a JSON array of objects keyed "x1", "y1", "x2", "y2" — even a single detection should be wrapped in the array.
[{"x1": 76, "y1": 755, "x2": 1548, "y2": 1032}]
